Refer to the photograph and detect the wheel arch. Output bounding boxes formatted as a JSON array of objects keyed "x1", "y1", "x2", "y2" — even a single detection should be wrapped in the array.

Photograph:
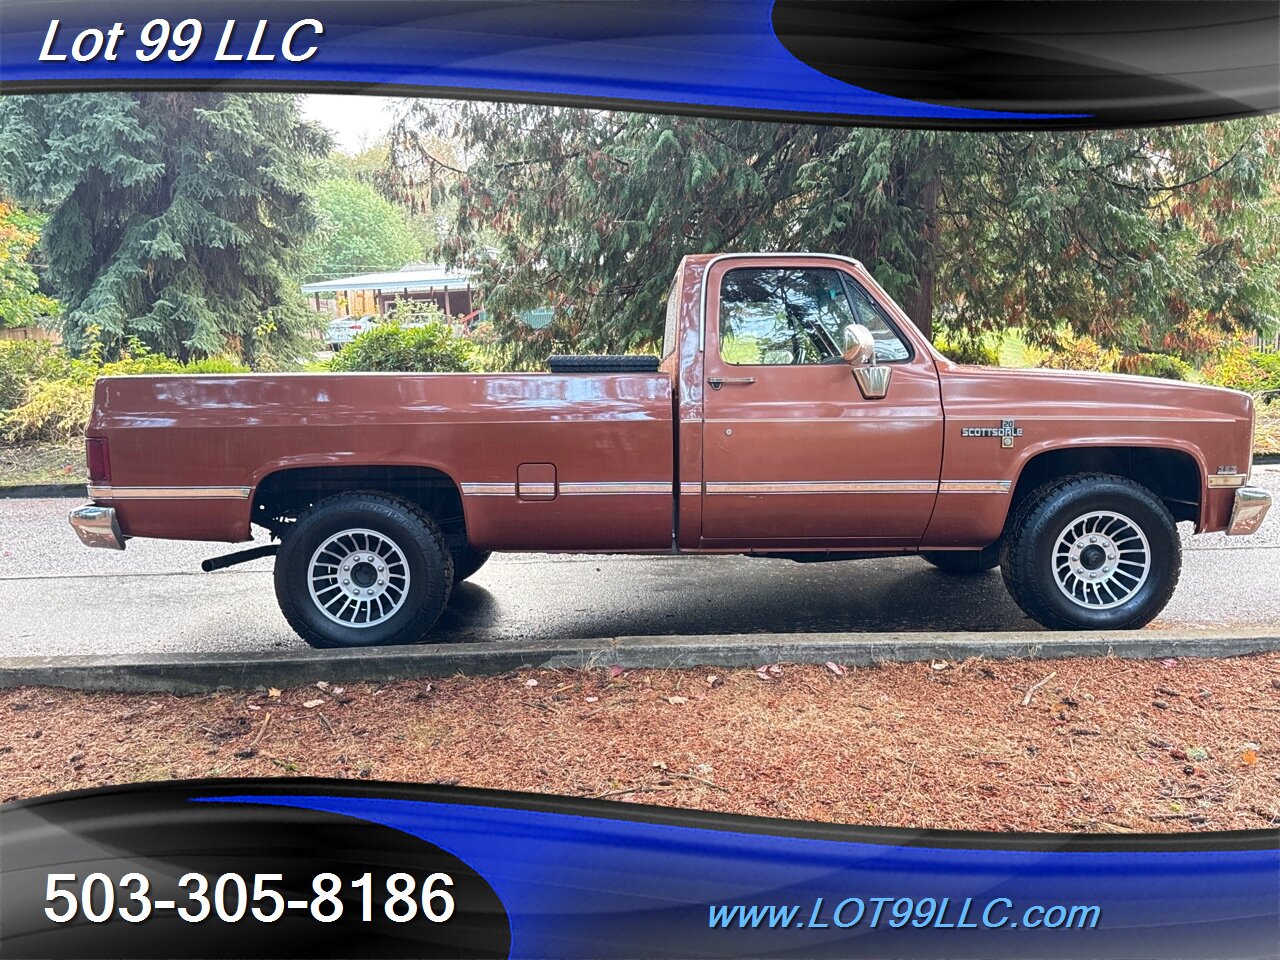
[
  {"x1": 1008, "y1": 443, "x2": 1204, "y2": 529},
  {"x1": 251, "y1": 463, "x2": 471, "y2": 550}
]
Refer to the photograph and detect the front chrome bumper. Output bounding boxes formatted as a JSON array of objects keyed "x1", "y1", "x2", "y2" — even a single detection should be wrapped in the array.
[
  {"x1": 1227, "y1": 486, "x2": 1272, "y2": 536},
  {"x1": 69, "y1": 505, "x2": 125, "y2": 550}
]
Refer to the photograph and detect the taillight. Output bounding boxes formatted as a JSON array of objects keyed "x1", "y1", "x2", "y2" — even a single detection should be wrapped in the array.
[{"x1": 86, "y1": 438, "x2": 110, "y2": 484}]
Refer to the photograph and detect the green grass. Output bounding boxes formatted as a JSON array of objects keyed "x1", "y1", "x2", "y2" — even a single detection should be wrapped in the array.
[
  {"x1": 0, "y1": 440, "x2": 84, "y2": 487},
  {"x1": 1255, "y1": 403, "x2": 1280, "y2": 457},
  {"x1": 995, "y1": 330, "x2": 1038, "y2": 369}
]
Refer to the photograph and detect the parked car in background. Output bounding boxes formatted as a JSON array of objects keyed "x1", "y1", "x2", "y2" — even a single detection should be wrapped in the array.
[{"x1": 324, "y1": 314, "x2": 378, "y2": 350}]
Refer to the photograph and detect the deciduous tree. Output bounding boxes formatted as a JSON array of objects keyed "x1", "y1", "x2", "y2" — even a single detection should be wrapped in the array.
[
  {"x1": 300, "y1": 177, "x2": 424, "y2": 283},
  {"x1": 0, "y1": 199, "x2": 57, "y2": 328}
]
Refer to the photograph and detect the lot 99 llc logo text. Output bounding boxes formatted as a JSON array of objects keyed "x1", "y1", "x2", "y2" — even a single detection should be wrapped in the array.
[{"x1": 38, "y1": 18, "x2": 324, "y2": 64}]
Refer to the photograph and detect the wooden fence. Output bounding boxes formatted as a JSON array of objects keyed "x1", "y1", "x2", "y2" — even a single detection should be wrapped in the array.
[
  {"x1": 1243, "y1": 332, "x2": 1280, "y2": 354},
  {"x1": 0, "y1": 325, "x2": 61, "y2": 343}
]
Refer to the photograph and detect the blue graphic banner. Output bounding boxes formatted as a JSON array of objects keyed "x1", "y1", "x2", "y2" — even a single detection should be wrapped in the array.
[
  {"x1": 0, "y1": 1, "x2": 1276, "y2": 128},
  {"x1": 2, "y1": 780, "x2": 1277, "y2": 958}
]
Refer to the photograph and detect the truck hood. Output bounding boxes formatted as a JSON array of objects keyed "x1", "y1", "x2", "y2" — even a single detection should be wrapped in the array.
[{"x1": 936, "y1": 362, "x2": 1254, "y2": 424}]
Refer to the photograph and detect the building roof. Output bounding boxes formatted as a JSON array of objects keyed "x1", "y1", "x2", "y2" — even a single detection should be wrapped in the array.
[{"x1": 301, "y1": 263, "x2": 475, "y2": 295}]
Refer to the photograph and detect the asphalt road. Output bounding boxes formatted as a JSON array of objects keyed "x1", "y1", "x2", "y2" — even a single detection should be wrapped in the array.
[{"x1": 2, "y1": 470, "x2": 1278, "y2": 657}]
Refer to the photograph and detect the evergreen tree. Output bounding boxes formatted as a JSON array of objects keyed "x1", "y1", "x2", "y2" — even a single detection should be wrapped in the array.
[
  {"x1": 394, "y1": 102, "x2": 1280, "y2": 364},
  {"x1": 0, "y1": 93, "x2": 329, "y2": 365}
]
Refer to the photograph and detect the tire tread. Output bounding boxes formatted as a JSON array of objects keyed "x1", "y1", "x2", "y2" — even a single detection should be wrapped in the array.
[
  {"x1": 999, "y1": 473, "x2": 1181, "y2": 631},
  {"x1": 275, "y1": 491, "x2": 453, "y2": 648}
]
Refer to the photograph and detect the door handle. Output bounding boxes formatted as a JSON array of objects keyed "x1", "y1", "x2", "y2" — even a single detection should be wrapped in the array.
[{"x1": 707, "y1": 377, "x2": 757, "y2": 389}]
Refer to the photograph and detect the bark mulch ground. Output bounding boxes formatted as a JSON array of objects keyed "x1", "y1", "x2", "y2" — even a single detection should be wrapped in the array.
[{"x1": 3, "y1": 654, "x2": 1279, "y2": 833}]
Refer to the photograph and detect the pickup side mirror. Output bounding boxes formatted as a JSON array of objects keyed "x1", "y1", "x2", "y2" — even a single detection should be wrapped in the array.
[
  {"x1": 842, "y1": 323, "x2": 892, "y2": 399},
  {"x1": 842, "y1": 324, "x2": 876, "y2": 365}
]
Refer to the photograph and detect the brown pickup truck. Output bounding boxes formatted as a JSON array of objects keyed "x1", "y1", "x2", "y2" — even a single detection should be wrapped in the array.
[{"x1": 70, "y1": 252, "x2": 1270, "y2": 647}]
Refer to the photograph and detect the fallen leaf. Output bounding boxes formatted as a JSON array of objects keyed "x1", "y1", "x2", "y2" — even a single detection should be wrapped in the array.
[
  {"x1": 652, "y1": 760, "x2": 668, "y2": 770},
  {"x1": 667, "y1": 696, "x2": 689, "y2": 706},
  {"x1": 930, "y1": 661, "x2": 948, "y2": 671},
  {"x1": 523, "y1": 679, "x2": 539, "y2": 688},
  {"x1": 826, "y1": 662, "x2": 849, "y2": 677},
  {"x1": 756, "y1": 663, "x2": 783, "y2": 681},
  {"x1": 706, "y1": 675, "x2": 720, "y2": 687},
  {"x1": 1160, "y1": 658, "x2": 1178, "y2": 669},
  {"x1": 302, "y1": 699, "x2": 324, "y2": 709},
  {"x1": 268, "y1": 688, "x2": 281, "y2": 699},
  {"x1": 1243, "y1": 749, "x2": 1259, "y2": 766},
  {"x1": 585, "y1": 696, "x2": 599, "y2": 703},
  {"x1": 1187, "y1": 747, "x2": 1210, "y2": 761},
  {"x1": 315, "y1": 682, "x2": 330, "y2": 690},
  {"x1": 332, "y1": 687, "x2": 345, "y2": 696},
  {"x1": 610, "y1": 666, "x2": 624, "y2": 679}
]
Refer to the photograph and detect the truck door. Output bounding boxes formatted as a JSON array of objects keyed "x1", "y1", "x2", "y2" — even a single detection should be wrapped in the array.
[{"x1": 699, "y1": 257, "x2": 943, "y2": 547}]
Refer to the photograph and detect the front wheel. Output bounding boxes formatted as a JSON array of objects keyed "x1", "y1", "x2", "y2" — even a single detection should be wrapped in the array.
[
  {"x1": 1000, "y1": 474, "x2": 1180, "y2": 631},
  {"x1": 451, "y1": 544, "x2": 492, "y2": 584},
  {"x1": 274, "y1": 492, "x2": 453, "y2": 648}
]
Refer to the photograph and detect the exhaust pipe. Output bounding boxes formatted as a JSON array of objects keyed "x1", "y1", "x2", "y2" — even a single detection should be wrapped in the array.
[{"x1": 201, "y1": 543, "x2": 279, "y2": 572}]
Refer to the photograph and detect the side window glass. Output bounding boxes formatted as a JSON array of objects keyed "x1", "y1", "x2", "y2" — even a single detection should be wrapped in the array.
[
  {"x1": 718, "y1": 267, "x2": 909, "y2": 365},
  {"x1": 719, "y1": 267, "x2": 849, "y2": 365},
  {"x1": 843, "y1": 278, "x2": 911, "y2": 362}
]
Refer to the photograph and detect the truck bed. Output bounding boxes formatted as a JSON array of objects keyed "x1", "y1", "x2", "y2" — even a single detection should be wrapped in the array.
[{"x1": 89, "y1": 372, "x2": 675, "y2": 549}]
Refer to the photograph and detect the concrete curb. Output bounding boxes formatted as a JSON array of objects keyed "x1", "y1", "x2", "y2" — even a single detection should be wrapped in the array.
[
  {"x1": 1, "y1": 629, "x2": 1277, "y2": 694},
  {"x1": 0, "y1": 483, "x2": 84, "y2": 499}
]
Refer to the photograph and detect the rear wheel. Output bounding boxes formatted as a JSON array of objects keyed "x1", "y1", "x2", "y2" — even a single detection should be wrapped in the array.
[
  {"x1": 1000, "y1": 474, "x2": 1180, "y2": 630},
  {"x1": 274, "y1": 492, "x2": 453, "y2": 648},
  {"x1": 922, "y1": 543, "x2": 1000, "y2": 575}
]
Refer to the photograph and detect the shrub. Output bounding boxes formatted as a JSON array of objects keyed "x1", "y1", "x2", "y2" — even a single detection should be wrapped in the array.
[
  {"x1": 5, "y1": 376, "x2": 94, "y2": 442},
  {"x1": 932, "y1": 336, "x2": 999, "y2": 366},
  {"x1": 386, "y1": 298, "x2": 447, "y2": 324},
  {"x1": 181, "y1": 357, "x2": 252, "y2": 375},
  {"x1": 1036, "y1": 332, "x2": 1121, "y2": 373},
  {"x1": 1114, "y1": 353, "x2": 1194, "y2": 381},
  {"x1": 3, "y1": 340, "x2": 249, "y2": 443},
  {"x1": 1201, "y1": 345, "x2": 1280, "y2": 395},
  {"x1": 329, "y1": 321, "x2": 477, "y2": 373},
  {"x1": 0, "y1": 340, "x2": 71, "y2": 412}
]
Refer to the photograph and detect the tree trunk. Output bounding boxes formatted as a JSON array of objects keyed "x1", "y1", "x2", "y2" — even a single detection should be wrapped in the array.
[{"x1": 901, "y1": 170, "x2": 938, "y2": 343}]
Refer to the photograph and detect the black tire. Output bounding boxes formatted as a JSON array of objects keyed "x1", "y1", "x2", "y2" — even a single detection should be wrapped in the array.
[
  {"x1": 922, "y1": 543, "x2": 1001, "y2": 575},
  {"x1": 1000, "y1": 473, "x2": 1180, "y2": 631},
  {"x1": 274, "y1": 492, "x2": 453, "y2": 648},
  {"x1": 451, "y1": 545, "x2": 492, "y2": 583}
]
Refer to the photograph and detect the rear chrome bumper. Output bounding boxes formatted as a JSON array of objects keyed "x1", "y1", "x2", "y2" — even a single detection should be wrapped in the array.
[
  {"x1": 1227, "y1": 486, "x2": 1272, "y2": 536},
  {"x1": 69, "y1": 505, "x2": 125, "y2": 550}
]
